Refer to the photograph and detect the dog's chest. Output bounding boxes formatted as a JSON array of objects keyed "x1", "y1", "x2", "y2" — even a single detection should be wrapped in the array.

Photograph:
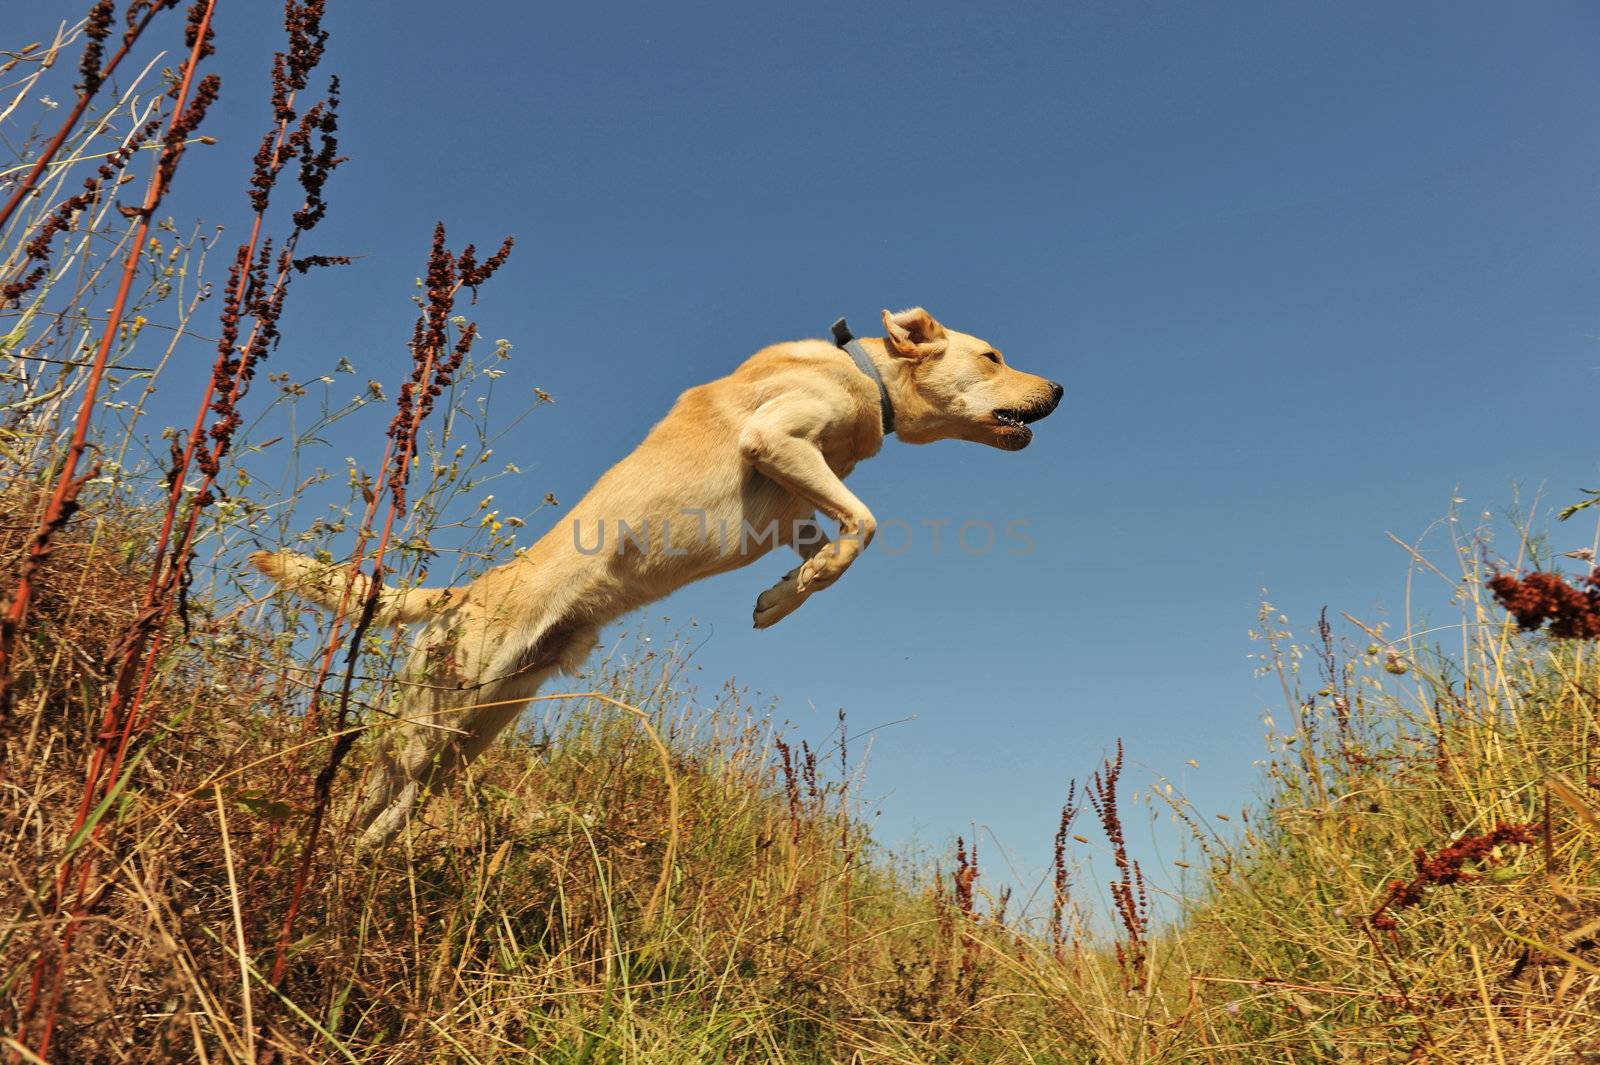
[
  {"x1": 821, "y1": 417, "x2": 879, "y2": 479},
  {"x1": 826, "y1": 451, "x2": 858, "y2": 479}
]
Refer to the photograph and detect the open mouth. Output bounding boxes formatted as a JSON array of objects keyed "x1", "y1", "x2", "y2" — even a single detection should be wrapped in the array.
[
  {"x1": 990, "y1": 406, "x2": 1051, "y2": 450},
  {"x1": 993, "y1": 407, "x2": 1049, "y2": 429}
]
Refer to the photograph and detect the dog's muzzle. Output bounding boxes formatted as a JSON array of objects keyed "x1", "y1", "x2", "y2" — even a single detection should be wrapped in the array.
[{"x1": 992, "y1": 381, "x2": 1063, "y2": 450}]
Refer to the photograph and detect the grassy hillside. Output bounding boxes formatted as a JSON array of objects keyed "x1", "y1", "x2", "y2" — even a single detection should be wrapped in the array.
[
  {"x1": 4, "y1": 9, "x2": 1599, "y2": 1062},
  {"x1": 4, "y1": 483, "x2": 1600, "y2": 1062}
]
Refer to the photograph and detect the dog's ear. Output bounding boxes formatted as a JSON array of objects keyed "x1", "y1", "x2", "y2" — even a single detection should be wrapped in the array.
[{"x1": 881, "y1": 307, "x2": 949, "y2": 359}]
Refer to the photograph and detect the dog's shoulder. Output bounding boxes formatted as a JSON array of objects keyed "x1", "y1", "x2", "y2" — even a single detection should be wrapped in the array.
[
  {"x1": 730, "y1": 338, "x2": 863, "y2": 394},
  {"x1": 718, "y1": 339, "x2": 883, "y2": 454},
  {"x1": 657, "y1": 340, "x2": 855, "y2": 428}
]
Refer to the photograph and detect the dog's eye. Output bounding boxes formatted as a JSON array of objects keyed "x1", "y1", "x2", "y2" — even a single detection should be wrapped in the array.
[{"x1": 980, "y1": 350, "x2": 1000, "y2": 364}]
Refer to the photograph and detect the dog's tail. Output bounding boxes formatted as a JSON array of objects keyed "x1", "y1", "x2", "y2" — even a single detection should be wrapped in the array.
[{"x1": 250, "y1": 550, "x2": 462, "y2": 626}]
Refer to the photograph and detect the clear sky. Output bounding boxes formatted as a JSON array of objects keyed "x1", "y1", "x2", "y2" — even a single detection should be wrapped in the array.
[{"x1": 19, "y1": 1, "x2": 1600, "y2": 905}]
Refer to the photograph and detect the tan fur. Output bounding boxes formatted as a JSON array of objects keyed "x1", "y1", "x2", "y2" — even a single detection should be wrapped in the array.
[
  {"x1": 252, "y1": 307, "x2": 1062, "y2": 848},
  {"x1": 251, "y1": 550, "x2": 459, "y2": 625}
]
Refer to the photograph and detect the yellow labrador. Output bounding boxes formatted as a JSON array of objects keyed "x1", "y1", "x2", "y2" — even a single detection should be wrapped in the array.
[{"x1": 253, "y1": 307, "x2": 1062, "y2": 847}]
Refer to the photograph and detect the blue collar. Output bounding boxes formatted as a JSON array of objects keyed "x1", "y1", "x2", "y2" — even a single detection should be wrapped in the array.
[{"x1": 830, "y1": 317, "x2": 894, "y2": 437}]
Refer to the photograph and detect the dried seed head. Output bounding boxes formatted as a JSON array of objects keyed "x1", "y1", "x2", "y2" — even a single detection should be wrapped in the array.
[
  {"x1": 1488, "y1": 569, "x2": 1600, "y2": 641},
  {"x1": 158, "y1": 73, "x2": 221, "y2": 188},
  {"x1": 291, "y1": 77, "x2": 342, "y2": 231},
  {"x1": 184, "y1": 0, "x2": 216, "y2": 60},
  {"x1": 79, "y1": 0, "x2": 116, "y2": 94}
]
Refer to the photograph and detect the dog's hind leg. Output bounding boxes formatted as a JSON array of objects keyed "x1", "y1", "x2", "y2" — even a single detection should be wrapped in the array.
[
  {"x1": 350, "y1": 609, "x2": 504, "y2": 841},
  {"x1": 354, "y1": 673, "x2": 544, "y2": 850},
  {"x1": 355, "y1": 619, "x2": 600, "y2": 849},
  {"x1": 350, "y1": 665, "x2": 462, "y2": 838},
  {"x1": 443, "y1": 617, "x2": 600, "y2": 784}
]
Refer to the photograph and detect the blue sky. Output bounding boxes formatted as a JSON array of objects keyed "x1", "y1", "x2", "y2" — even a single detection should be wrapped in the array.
[{"x1": 20, "y1": 1, "x2": 1600, "y2": 904}]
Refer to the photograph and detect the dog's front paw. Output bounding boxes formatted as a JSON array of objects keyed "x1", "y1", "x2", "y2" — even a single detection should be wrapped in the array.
[
  {"x1": 752, "y1": 601, "x2": 798, "y2": 630},
  {"x1": 793, "y1": 543, "x2": 857, "y2": 591},
  {"x1": 752, "y1": 570, "x2": 807, "y2": 629}
]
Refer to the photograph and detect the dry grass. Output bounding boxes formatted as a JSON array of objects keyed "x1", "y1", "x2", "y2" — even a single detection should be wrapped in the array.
[
  {"x1": 0, "y1": 487, "x2": 994, "y2": 1061},
  {"x1": 5, "y1": 5, "x2": 1600, "y2": 1063},
  {"x1": 6, "y1": 482, "x2": 1600, "y2": 1064}
]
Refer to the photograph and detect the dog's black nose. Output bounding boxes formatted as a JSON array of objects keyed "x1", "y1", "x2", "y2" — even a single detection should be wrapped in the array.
[{"x1": 1048, "y1": 380, "x2": 1064, "y2": 407}]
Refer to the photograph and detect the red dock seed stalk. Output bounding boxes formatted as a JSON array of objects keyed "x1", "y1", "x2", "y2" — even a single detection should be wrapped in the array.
[
  {"x1": 951, "y1": 836, "x2": 984, "y2": 991},
  {"x1": 1487, "y1": 569, "x2": 1600, "y2": 641},
  {"x1": 287, "y1": 76, "x2": 342, "y2": 230},
  {"x1": 250, "y1": 122, "x2": 283, "y2": 211},
  {"x1": 177, "y1": 52, "x2": 344, "y2": 624},
  {"x1": 154, "y1": 72, "x2": 220, "y2": 191},
  {"x1": 196, "y1": 237, "x2": 269, "y2": 480},
  {"x1": 78, "y1": 1, "x2": 116, "y2": 95},
  {"x1": 196, "y1": 25, "x2": 346, "y2": 491},
  {"x1": 776, "y1": 737, "x2": 801, "y2": 838},
  {"x1": 99, "y1": 114, "x2": 166, "y2": 181},
  {"x1": 837, "y1": 707, "x2": 848, "y2": 777},
  {"x1": 254, "y1": 1, "x2": 331, "y2": 208},
  {"x1": 953, "y1": 835, "x2": 978, "y2": 922},
  {"x1": 283, "y1": 0, "x2": 329, "y2": 89},
  {"x1": 183, "y1": 0, "x2": 216, "y2": 59},
  {"x1": 801, "y1": 738, "x2": 819, "y2": 801},
  {"x1": 1089, "y1": 740, "x2": 1150, "y2": 988},
  {"x1": 1369, "y1": 822, "x2": 1535, "y2": 931},
  {"x1": 388, "y1": 224, "x2": 455, "y2": 513},
  {"x1": 1052, "y1": 780, "x2": 1079, "y2": 960},
  {"x1": 204, "y1": 245, "x2": 249, "y2": 457}
]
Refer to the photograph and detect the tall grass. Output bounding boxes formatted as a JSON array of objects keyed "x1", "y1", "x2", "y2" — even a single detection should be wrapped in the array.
[{"x1": 4, "y1": 4, "x2": 1600, "y2": 1063}]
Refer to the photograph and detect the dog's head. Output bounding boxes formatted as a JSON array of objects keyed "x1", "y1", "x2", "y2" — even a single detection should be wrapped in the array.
[{"x1": 881, "y1": 307, "x2": 1063, "y2": 451}]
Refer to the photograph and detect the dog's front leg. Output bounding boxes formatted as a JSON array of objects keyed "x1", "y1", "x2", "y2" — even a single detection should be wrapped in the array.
[
  {"x1": 753, "y1": 517, "x2": 829, "y2": 625},
  {"x1": 739, "y1": 408, "x2": 875, "y2": 629}
]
